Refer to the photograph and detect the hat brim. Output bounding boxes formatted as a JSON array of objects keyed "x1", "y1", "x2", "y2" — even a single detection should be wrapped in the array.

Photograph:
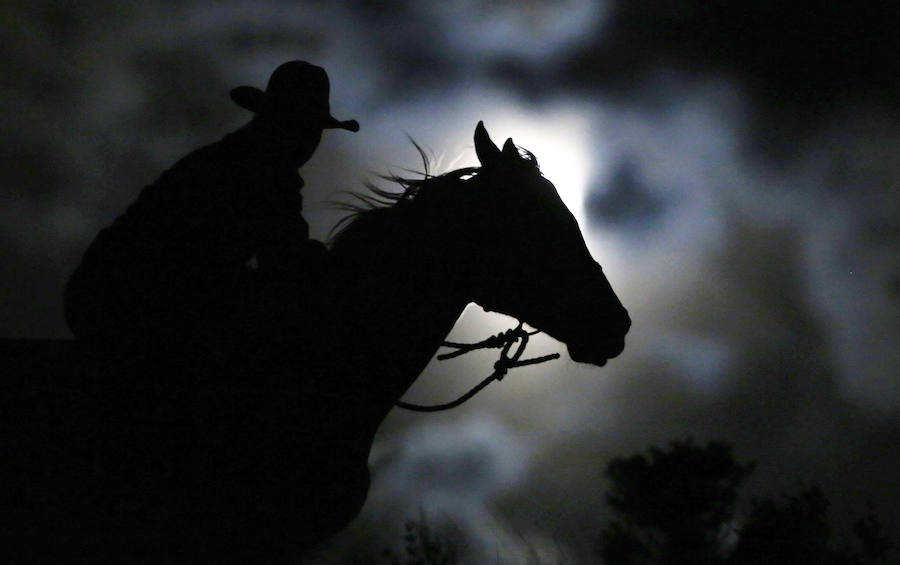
[
  {"x1": 325, "y1": 117, "x2": 360, "y2": 132},
  {"x1": 231, "y1": 86, "x2": 359, "y2": 132}
]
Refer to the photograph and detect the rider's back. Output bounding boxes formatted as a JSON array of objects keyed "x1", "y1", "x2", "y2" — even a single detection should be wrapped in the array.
[{"x1": 64, "y1": 128, "x2": 309, "y2": 348}]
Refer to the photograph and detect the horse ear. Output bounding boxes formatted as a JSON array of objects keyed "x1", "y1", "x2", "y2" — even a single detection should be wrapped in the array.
[
  {"x1": 474, "y1": 121, "x2": 501, "y2": 167},
  {"x1": 502, "y1": 138, "x2": 518, "y2": 159}
]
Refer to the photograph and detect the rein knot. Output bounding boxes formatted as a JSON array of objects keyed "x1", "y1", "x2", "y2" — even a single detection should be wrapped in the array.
[
  {"x1": 396, "y1": 320, "x2": 560, "y2": 412},
  {"x1": 492, "y1": 360, "x2": 509, "y2": 380}
]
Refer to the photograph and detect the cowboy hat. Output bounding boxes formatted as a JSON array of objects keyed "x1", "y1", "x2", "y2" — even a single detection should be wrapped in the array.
[{"x1": 230, "y1": 61, "x2": 359, "y2": 132}]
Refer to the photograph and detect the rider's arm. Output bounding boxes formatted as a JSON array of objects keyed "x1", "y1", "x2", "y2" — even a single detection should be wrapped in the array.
[{"x1": 252, "y1": 170, "x2": 313, "y2": 278}]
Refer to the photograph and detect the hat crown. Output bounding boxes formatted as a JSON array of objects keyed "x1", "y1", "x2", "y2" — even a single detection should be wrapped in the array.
[
  {"x1": 264, "y1": 61, "x2": 331, "y2": 115},
  {"x1": 230, "y1": 61, "x2": 359, "y2": 132}
]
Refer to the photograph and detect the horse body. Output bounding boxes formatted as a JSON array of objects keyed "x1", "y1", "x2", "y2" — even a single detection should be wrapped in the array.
[
  {"x1": 0, "y1": 122, "x2": 630, "y2": 563},
  {"x1": 1, "y1": 219, "x2": 466, "y2": 563}
]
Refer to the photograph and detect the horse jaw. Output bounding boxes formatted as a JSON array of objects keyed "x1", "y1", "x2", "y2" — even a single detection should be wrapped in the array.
[
  {"x1": 523, "y1": 270, "x2": 631, "y2": 368},
  {"x1": 572, "y1": 280, "x2": 630, "y2": 367},
  {"x1": 550, "y1": 305, "x2": 630, "y2": 367}
]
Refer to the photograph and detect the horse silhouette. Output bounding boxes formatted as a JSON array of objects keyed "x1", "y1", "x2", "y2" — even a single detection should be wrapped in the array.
[{"x1": 0, "y1": 121, "x2": 630, "y2": 563}]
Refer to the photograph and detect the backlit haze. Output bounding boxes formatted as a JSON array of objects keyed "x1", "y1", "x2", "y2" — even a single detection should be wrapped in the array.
[{"x1": 2, "y1": 2, "x2": 898, "y2": 561}]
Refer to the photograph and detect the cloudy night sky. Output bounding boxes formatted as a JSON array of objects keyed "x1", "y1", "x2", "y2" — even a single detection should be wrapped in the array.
[{"x1": 2, "y1": 1, "x2": 899, "y2": 561}]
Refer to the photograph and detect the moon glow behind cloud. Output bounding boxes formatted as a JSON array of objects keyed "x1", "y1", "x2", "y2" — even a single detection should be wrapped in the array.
[{"x1": 488, "y1": 103, "x2": 597, "y2": 226}]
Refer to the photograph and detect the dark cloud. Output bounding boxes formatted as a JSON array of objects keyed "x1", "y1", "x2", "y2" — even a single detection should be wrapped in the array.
[
  {"x1": 584, "y1": 158, "x2": 668, "y2": 231},
  {"x1": 348, "y1": 0, "x2": 607, "y2": 101},
  {"x1": 561, "y1": 2, "x2": 900, "y2": 111},
  {"x1": 533, "y1": 1, "x2": 900, "y2": 167},
  {"x1": 0, "y1": 130, "x2": 70, "y2": 202},
  {"x1": 128, "y1": 48, "x2": 232, "y2": 134}
]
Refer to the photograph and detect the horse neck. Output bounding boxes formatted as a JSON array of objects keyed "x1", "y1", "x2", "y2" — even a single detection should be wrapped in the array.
[{"x1": 326, "y1": 211, "x2": 473, "y2": 424}]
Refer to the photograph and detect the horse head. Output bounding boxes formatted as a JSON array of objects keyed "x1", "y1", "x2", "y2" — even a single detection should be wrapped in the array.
[{"x1": 464, "y1": 121, "x2": 630, "y2": 367}]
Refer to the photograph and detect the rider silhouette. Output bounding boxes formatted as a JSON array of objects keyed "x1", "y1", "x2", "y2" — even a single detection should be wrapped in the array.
[{"x1": 64, "y1": 61, "x2": 358, "y2": 358}]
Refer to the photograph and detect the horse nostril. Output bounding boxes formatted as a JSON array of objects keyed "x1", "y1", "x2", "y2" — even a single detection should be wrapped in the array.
[
  {"x1": 607, "y1": 336, "x2": 625, "y2": 359},
  {"x1": 619, "y1": 308, "x2": 632, "y2": 334},
  {"x1": 566, "y1": 334, "x2": 625, "y2": 366}
]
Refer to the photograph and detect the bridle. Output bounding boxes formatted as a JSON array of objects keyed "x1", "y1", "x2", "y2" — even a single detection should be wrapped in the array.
[{"x1": 395, "y1": 320, "x2": 560, "y2": 412}]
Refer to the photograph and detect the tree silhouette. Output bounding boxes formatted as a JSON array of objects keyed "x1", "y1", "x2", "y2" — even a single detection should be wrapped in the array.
[
  {"x1": 733, "y1": 488, "x2": 895, "y2": 565},
  {"x1": 597, "y1": 439, "x2": 897, "y2": 565},
  {"x1": 732, "y1": 485, "x2": 835, "y2": 564},
  {"x1": 852, "y1": 501, "x2": 895, "y2": 564},
  {"x1": 598, "y1": 438, "x2": 754, "y2": 565},
  {"x1": 313, "y1": 437, "x2": 897, "y2": 564}
]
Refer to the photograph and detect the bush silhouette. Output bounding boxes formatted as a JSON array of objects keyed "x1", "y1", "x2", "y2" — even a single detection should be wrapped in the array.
[
  {"x1": 599, "y1": 438, "x2": 753, "y2": 565},
  {"x1": 597, "y1": 439, "x2": 896, "y2": 565},
  {"x1": 317, "y1": 438, "x2": 896, "y2": 564}
]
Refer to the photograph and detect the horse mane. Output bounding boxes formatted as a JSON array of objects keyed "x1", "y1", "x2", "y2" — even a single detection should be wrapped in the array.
[
  {"x1": 328, "y1": 142, "x2": 476, "y2": 251},
  {"x1": 329, "y1": 140, "x2": 540, "y2": 252}
]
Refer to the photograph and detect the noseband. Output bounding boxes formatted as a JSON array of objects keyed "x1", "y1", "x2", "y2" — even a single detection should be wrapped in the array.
[{"x1": 395, "y1": 321, "x2": 560, "y2": 412}]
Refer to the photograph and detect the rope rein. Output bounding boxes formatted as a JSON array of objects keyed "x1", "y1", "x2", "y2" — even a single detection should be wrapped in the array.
[{"x1": 395, "y1": 321, "x2": 560, "y2": 412}]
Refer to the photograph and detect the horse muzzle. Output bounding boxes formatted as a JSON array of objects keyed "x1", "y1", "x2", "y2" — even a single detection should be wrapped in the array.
[
  {"x1": 566, "y1": 332, "x2": 627, "y2": 366},
  {"x1": 554, "y1": 275, "x2": 631, "y2": 367},
  {"x1": 537, "y1": 302, "x2": 630, "y2": 367}
]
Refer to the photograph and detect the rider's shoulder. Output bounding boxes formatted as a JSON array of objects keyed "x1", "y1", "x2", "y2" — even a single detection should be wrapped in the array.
[{"x1": 154, "y1": 132, "x2": 247, "y2": 177}]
